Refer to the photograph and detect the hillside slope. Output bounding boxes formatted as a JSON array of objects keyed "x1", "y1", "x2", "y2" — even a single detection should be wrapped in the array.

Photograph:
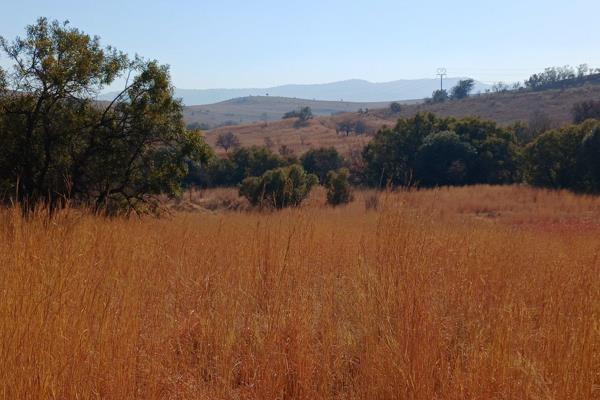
[
  {"x1": 205, "y1": 82, "x2": 600, "y2": 155},
  {"x1": 183, "y1": 96, "x2": 417, "y2": 128}
]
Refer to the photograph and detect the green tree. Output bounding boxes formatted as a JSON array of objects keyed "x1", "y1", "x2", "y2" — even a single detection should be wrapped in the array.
[
  {"x1": 362, "y1": 113, "x2": 450, "y2": 187},
  {"x1": 580, "y1": 126, "x2": 600, "y2": 191},
  {"x1": 300, "y1": 147, "x2": 344, "y2": 183},
  {"x1": 450, "y1": 79, "x2": 475, "y2": 100},
  {"x1": 415, "y1": 131, "x2": 476, "y2": 186},
  {"x1": 427, "y1": 89, "x2": 449, "y2": 104},
  {"x1": 239, "y1": 164, "x2": 317, "y2": 208},
  {"x1": 522, "y1": 121, "x2": 595, "y2": 190},
  {"x1": 0, "y1": 18, "x2": 211, "y2": 214},
  {"x1": 206, "y1": 146, "x2": 287, "y2": 186},
  {"x1": 362, "y1": 113, "x2": 519, "y2": 188},
  {"x1": 325, "y1": 168, "x2": 353, "y2": 206}
]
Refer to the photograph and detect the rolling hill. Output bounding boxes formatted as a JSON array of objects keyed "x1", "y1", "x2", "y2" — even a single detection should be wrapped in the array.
[
  {"x1": 183, "y1": 96, "x2": 418, "y2": 128},
  {"x1": 204, "y1": 82, "x2": 600, "y2": 155}
]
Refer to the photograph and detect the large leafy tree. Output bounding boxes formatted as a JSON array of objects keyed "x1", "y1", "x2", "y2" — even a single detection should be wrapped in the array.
[
  {"x1": 0, "y1": 18, "x2": 210, "y2": 214},
  {"x1": 362, "y1": 113, "x2": 519, "y2": 188},
  {"x1": 362, "y1": 113, "x2": 451, "y2": 187}
]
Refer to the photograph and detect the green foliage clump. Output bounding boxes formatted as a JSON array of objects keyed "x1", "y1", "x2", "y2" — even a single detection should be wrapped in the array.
[
  {"x1": 362, "y1": 113, "x2": 519, "y2": 188},
  {"x1": 239, "y1": 165, "x2": 318, "y2": 208},
  {"x1": 0, "y1": 18, "x2": 211, "y2": 214},
  {"x1": 301, "y1": 147, "x2": 344, "y2": 183},
  {"x1": 283, "y1": 106, "x2": 313, "y2": 126},
  {"x1": 523, "y1": 120, "x2": 600, "y2": 192},
  {"x1": 184, "y1": 146, "x2": 291, "y2": 187},
  {"x1": 325, "y1": 168, "x2": 353, "y2": 206},
  {"x1": 426, "y1": 89, "x2": 449, "y2": 104},
  {"x1": 450, "y1": 79, "x2": 475, "y2": 100},
  {"x1": 415, "y1": 131, "x2": 476, "y2": 186}
]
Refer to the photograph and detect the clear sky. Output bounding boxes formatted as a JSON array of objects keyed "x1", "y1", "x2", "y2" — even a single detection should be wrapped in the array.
[{"x1": 1, "y1": 0, "x2": 599, "y2": 89}]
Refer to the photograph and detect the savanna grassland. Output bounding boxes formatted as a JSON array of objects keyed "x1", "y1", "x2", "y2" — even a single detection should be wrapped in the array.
[{"x1": 1, "y1": 186, "x2": 599, "y2": 399}]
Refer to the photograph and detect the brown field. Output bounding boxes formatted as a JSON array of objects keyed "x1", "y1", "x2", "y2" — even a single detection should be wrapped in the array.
[
  {"x1": 1, "y1": 185, "x2": 599, "y2": 399},
  {"x1": 205, "y1": 83, "x2": 600, "y2": 156}
]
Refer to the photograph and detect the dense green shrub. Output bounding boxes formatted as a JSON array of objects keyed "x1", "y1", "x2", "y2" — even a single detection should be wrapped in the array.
[
  {"x1": 325, "y1": 168, "x2": 353, "y2": 206},
  {"x1": 415, "y1": 131, "x2": 476, "y2": 186},
  {"x1": 239, "y1": 165, "x2": 318, "y2": 208},
  {"x1": 301, "y1": 147, "x2": 344, "y2": 183},
  {"x1": 362, "y1": 113, "x2": 519, "y2": 188},
  {"x1": 206, "y1": 146, "x2": 289, "y2": 186},
  {"x1": 523, "y1": 119, "x2": 600, "y2": 191}
]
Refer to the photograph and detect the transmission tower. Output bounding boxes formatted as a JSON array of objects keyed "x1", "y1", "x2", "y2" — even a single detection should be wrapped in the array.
[{"x1": 436, "y1": 68, "x2": 447, "y2": 90}]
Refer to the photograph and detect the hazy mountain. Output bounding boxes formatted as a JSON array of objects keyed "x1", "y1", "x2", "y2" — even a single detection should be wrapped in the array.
[{"x1": 100, "y1": 78, "x2": 492, "y2": 105}]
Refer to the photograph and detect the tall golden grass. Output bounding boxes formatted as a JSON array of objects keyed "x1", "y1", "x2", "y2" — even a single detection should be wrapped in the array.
[{"x1": 0, "y1": 186, "x2": 599, "y2": 399}]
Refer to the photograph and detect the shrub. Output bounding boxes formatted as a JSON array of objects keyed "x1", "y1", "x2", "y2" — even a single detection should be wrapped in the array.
[
  {"x1": 325, "y1": 168, "x2": 353, "y2": 206},
  {"x1": 239, "y1": 165, "x2": 318, "y2": 208},
  {"x1": 572, "y1": 100, "x2": 600, "y2": 124},
  {"x1": 207, "y1": 146, "x2": 287, "y2": 186},
  {"x1": 390, "y1": 102, "x2": 402, "y2": 113},
  {"x1": 523, "y1": 119, "x2": 600, "y2": 191},
  {"x1": 301, "y1": 147, "x2": 344, "y2": 183},
  {"x1": 415, "y1": 131, "x2": 477, "y2": 187}
]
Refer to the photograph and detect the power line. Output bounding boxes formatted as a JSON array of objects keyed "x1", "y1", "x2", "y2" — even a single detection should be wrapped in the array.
[{"x1": 436, "y1": 68, "x2": 447, "y2": 90}]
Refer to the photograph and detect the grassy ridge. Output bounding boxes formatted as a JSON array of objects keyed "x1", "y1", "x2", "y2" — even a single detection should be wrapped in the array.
[
  {"x1": 204, "y1": 82, "x2": 600, "y2": 155},
  {"x1": 1, "y1": 186, "x2": 599, "y2": 398}
]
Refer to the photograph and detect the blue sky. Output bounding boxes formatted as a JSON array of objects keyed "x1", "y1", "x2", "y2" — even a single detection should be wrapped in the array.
[{"x1": 1, "y1": 0, "x2": 599, "y2": 89}]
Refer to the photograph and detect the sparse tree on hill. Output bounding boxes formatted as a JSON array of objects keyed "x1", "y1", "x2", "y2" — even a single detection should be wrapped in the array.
[
  {"x1": 390, "y1": 102, "x2": 402, "y2": 114},
  {"x1": 427, "y1": 89, "x2": 449, "y2": 104},
  {"x1": 450, "y1": 79, "x2": 475, "y2": 100},
  {"x1": 572, "y1": 100, "x2": 600, "y2": 124},
  {"x1": 492, "y1": 82, "x2": 510, "y2": 93},
  {"x1": 216, "y1": 132, "x2": 240, "y2": 152}
]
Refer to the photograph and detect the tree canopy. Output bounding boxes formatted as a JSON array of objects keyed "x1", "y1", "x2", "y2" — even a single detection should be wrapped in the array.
[
  {"x1": 362, "y1": 113, "x2": 519, "y2": 188},
  {"x1": 0, "y1": 18, "x2": 210, "y2": 214}
]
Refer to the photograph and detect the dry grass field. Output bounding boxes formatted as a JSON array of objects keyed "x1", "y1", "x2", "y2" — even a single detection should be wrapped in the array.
[{"x1": 1, "y1": 185, "x2": 599, "y2": 399}]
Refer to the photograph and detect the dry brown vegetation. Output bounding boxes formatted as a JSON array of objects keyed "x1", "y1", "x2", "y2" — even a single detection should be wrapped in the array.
[
  {"x1": 1, "y1": 185, "x2": 599, "y2": 399},
  {"x1": 204, "y1": 83, "x2": 600, "y2": 156}
]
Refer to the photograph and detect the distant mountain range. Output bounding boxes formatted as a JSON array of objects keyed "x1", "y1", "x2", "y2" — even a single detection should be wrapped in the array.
[{"x1": 99, "y1": 78, "x2": 493, "y2": 106}]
